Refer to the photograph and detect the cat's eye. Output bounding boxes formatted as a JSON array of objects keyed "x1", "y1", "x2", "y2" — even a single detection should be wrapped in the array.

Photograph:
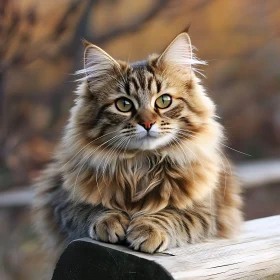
[
  {"x1": 115, "y1": 97, "x2": 133, "y2": 112},
  {"x1": 155, "y1": 94, "x2": 172, "y2": 109}
]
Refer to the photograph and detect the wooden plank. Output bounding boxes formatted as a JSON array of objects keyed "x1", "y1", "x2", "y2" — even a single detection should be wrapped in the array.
[
  {"x1": 236, "y1": 160, "x2": 280, "y2": 188},
  {"x1": 52, "y1": 239, "x2": 173, "y2": 280},
  {"x1": 0, "y1": 188, "x2": 33, "y2": 207},
  {"x1": 157, "y1": 215, "x2": 280, "y2": 280},
  {"x1": 53, "y1": 215, "x2": 280, "y2": 280}
]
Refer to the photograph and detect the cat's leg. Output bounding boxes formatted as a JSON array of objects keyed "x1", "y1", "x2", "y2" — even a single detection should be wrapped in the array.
[
  {"x1": 35, "y1": 185, "x2": 130, "y2": 277},
  {"x1": 51, "y1": 188, "x2": 130, "y2": 244},
  {"x1": 126, "y1": 207, "x2": 216, "y2": 253}
]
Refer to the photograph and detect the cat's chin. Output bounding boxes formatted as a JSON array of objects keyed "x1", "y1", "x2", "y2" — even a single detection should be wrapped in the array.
[{"x1": 128, "y1": 134, "x2": 174, "y2": 151}]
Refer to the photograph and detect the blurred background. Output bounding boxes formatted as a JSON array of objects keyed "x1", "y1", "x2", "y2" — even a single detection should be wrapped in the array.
[{"x1": 0, "y1": 0, "x2": 280, "y2": 279}]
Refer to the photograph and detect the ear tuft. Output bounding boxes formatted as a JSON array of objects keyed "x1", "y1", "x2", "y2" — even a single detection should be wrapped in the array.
[
  {"x1": 81, "y1": 38, "x2": 91, "y2": 48},
  {"x1": 158, "y1": 32, "x2": 206, "y2": 74},
  {"x1": 76, "y1": 44, "x2": 120, "y2": 91},
  {"x1": 182, "y1": 23, "x2": 191, "y2": 34}
]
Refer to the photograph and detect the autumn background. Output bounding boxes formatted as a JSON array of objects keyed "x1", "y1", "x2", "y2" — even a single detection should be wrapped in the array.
[{"x1": 0, "y1": 0, "x2": 280, "y2": 279}]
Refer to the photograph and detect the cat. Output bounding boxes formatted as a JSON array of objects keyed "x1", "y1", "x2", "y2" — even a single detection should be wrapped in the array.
[{"x1": 33, "y1": 31, "x2": 243, "y2": 261}]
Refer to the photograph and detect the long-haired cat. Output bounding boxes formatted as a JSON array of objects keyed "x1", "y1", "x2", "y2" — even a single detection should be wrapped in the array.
[{"x1": 33, "y1": 32, "x2": 242, "y2": 263}]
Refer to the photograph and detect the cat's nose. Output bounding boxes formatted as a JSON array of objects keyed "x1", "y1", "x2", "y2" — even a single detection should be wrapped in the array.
[{"x1": 139, "y1": 121, "x2": 155, "y2": 131}]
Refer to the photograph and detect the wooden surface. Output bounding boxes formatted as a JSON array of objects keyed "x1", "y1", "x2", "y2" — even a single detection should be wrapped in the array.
[
  {"x1": 52, "y1": 240, "x2": 173, "y2": 280},
  {"x1": 55, "y1": 215, "x2": 280, "y2": 280},
  {"x1": 236, "y1": 160, "x2": 280, "y2": 188}
]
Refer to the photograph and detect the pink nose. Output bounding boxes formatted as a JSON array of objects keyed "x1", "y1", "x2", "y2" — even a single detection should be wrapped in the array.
[{"x1": 140, "y1": 121, "x2": 155, "y2": 131}]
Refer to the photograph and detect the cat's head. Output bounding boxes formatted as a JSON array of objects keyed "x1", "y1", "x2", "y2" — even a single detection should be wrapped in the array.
[{"x1": 71, "y1": 32, "x2": 219, "y2": 157}]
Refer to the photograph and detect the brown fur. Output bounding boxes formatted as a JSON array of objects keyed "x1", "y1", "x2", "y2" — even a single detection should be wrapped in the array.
[{"x1": 33, "y1": 32, "x2": 243, "y2": 265}]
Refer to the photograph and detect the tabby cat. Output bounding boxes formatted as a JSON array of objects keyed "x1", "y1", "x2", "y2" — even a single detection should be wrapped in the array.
[{"x1": 33, "y1": 32, "x2": 242, "y2": 261}]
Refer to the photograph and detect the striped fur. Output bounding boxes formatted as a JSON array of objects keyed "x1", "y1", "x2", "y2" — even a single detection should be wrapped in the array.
[{"x1": 33, "y1": 32, "x2": 243, "y2": 263}]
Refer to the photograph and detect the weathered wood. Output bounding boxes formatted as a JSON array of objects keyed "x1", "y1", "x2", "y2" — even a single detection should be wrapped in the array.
[
  {"x1": 0, "y1": 188, "x2": 33, "y2": 207},
  {"x1": 52, "y1": 240, "x2": 173, "y2": 280},
  {"x1": 236, "y1": 159, "x2": 280, "y2": 188},
  {"x1": 52, "y1": 215, "x2": 280, "y2": 280}
]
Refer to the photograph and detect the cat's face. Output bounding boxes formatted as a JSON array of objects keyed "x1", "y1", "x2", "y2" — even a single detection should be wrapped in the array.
[
  {"x1": 74, "y1": 33, "x2": 216, "y2": 154},
  {"x1": 106, "y1": 64, "x2": 184, "y2": 151}
]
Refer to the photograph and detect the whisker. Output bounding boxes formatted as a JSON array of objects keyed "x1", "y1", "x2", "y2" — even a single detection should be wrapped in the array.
[
  {"x1": 94, "y1": 135, "x2": 123, "y2": 195},
  {"x1": 73, "y1": 134, "x2": 121, "y2": 199},
  {"x1": 101, "y1": 137, "x2": 128, "y2": 180},
  {"x1": 59, "y1": 129, "x2": 121, "y2": 171},
  {"x1": 221, "y1": 144, "x2": 251, "y2": 157},
  {"x1": 175, "y1": 129, "x2": 232, "y2": 201},
  {"x1": 94, "y1": 136, "x2": 123, "y2": 183},
  {"x1": 172, "y1": 135, "x2": 195, "y2": 182},
  {"x1": 101, "y1": 136, "x2": 132, "y2": 186},
  {"x1": 175, "y1": 128, "x2": 251, "y2": 157}
]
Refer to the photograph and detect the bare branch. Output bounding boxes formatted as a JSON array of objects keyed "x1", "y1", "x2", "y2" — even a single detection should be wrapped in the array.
[{"x1": 91, "y1": 0, "x2": 168, "y2": 44}]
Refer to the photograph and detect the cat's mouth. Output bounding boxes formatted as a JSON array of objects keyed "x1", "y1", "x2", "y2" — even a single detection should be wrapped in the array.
[
  {"x1": 129, "y1": 131, "x2": 173, "y2": 151},
  {"x1": 145, "y1": 132, "x2": 158, "y2": 138},
  {"x1": 136, "y1": 131, "x2": 159, "y2": 141}
]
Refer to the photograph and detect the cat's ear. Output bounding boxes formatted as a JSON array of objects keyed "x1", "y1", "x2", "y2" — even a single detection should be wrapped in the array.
[
  {"x1": 81, "y1": 42, "x2": 120, "y2": 90},
  {"x1": 157, "y1": 33, "x2": 204, "y2": 74}
]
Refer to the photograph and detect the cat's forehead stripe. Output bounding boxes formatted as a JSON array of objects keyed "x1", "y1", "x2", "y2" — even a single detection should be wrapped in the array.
[
  {"x1": 156, "y1": 79, "x2": 161, "y2": 93},
  {"x1": 125, "y1": 62, "x2": 162, "y2": 97},
  {"x1": 147, "y1": 76, "x2": 153, "y2": 91},
  {"x1": 131, "y1": 76, "x2": 140, "y2": 92},
  {"x1": 124, "y1": 81, "x2": 131, "y2": 96}
]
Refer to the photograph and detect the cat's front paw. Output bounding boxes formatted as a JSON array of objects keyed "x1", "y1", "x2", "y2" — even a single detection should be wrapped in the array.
[
  {"x1": 90, "y1": 212, "x2": 130, "y2": 244},
  {"x1": 126, "y1": 219, "x2": 170, "y2": 254}
]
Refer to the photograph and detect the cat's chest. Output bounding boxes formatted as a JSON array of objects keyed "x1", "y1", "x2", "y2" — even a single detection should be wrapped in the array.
[
  {"x1": 114, "y1": 155, "x2": 166, "y2": 189},
  {"x1": 85, "y1": 154, "x2": 190, "y2": 213},
  {"x1": 107, "y1": 157, "x2": 178, "y2": 208}
]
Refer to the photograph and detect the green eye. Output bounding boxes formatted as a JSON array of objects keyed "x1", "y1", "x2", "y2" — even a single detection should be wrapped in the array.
[
  {"x1": 155, "y1": 94, "x2": 172, "y2": 109},
  {"x1": 115, "y1": 97, "x2": 133, "y2": 112}
]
